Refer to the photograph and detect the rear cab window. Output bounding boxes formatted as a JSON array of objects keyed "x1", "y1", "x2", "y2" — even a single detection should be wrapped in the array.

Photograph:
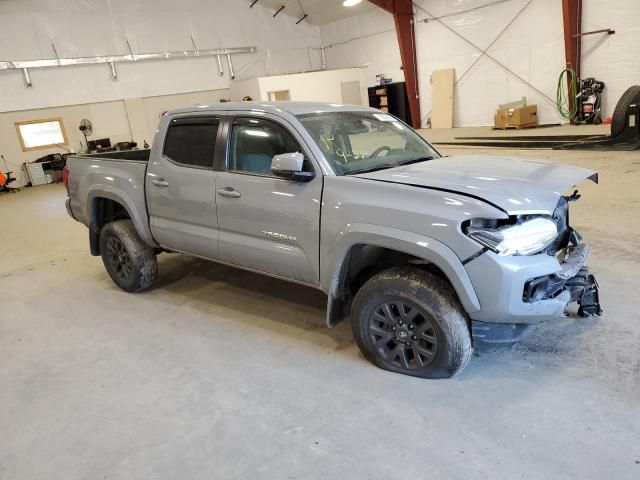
[{"x1": 163, "y1": 116, "x2": 219, "y2": 168}]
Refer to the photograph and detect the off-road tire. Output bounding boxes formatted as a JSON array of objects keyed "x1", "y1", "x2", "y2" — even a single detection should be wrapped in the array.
[
  {"x1": 99, "y1": 219, "x2": 157, "y2": 293},
  {"x1": 611, "y1": 85, "x2": 640, "y2": 138},
  {"x1": 351, "y1": 267, "x2": 472, "y2": 379}
]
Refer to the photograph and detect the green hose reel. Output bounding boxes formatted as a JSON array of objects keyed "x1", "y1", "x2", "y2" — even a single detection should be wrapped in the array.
[{"x1": 557, "y1": 68, "x2": 579, "y2": 120}]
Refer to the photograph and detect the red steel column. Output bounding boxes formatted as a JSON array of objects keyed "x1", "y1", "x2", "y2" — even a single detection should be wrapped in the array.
[
  {"x1": 562, "y1": 0, "x2": 582, "y2": 119},
  {"x1": 369, "y1": 0, "x2": 421, "y2": 128}
]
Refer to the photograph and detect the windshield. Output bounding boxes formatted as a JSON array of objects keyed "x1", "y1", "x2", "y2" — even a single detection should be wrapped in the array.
[{"x1": 297, "y1": 111, "x2": 440, "y2": 175}]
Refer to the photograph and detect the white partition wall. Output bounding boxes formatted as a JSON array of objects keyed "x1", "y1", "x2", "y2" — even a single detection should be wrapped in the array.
[
  {"x1": 229, "y1": 68, "x2": 367, "y2": 106},
  {"x1": 229, "y1": 78, "x2": 262, "y2": 103},
  {"x1": 259, "y1": 68, "x2": 366, "y2": 105}
]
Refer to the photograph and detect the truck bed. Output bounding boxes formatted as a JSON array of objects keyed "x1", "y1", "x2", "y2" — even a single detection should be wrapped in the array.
[
  {"x1": 66, "y1": 149, "x2": 156, "y2": 247},
  {"x1": 79, "y1": 149, "x2": 151, "y2": 162}
]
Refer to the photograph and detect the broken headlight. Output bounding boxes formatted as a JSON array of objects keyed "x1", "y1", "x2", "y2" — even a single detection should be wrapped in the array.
[{"x1": 466, "y1": 217, "x2": 558, "y2": 256}]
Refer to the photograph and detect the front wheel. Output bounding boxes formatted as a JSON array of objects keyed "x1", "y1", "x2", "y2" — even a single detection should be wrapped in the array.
[
  {"x1": 99, "y1": 219, "x2": 157, "y2": 293},
  {"x1": 351, "y1": 268, "x2": 472, "y2": 379}
]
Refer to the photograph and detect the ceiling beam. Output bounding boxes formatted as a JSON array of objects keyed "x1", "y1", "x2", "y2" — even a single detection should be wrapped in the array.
[{"x1": 368, "y1": 0, "x2": 421, "y2": 128}]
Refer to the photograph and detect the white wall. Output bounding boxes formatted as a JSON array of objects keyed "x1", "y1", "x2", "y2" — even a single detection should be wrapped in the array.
[
  {"x1": 0, "y1": 0, "x2": 322, "y2": 113},
  {"x1": 229, "y1": 68, "x2": 368, "y2": 105},
  {"x1": 319, "y1": 10, "x2": 404, "y2": 88},
  {"x1": 320, "y1": 0, "x2": 577, "y2": 127},
  {"x1": 0, "y1": 0, "x2": 323, "y2": 186},
  {"x1": 581, "y1": 0, "x2": 640, "y2": 115},
  {"x1": 229, "y1": 78, "x2": 263, "y2": 102},
  {"x1": 0, "y1": 88, "x2": 232, "y2": 187},
  {"x1": 257, "y1": 68, "x2": 367, "y2": 105},
  {"x1": 1, "y1": 101, "x2": 131, "y2": 187}
]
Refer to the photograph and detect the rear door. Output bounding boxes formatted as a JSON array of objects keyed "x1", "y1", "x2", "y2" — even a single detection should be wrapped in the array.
[
  {"x1": 215, "y1": 115, "x2": 322, "y2": 285},
  {"x1": 146, "y1": 114, "x2": 221, "y2": 259}
]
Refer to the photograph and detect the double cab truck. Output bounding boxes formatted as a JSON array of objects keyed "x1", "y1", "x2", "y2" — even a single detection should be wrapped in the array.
[{"x1": 65, "y1": 102, "x2": 601, "y2": 378}]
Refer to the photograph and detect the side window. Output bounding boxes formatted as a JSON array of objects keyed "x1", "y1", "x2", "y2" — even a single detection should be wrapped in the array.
[
  {"x1": 163, "y1": 117, "x2": 218, "y2": 168},
  {"x1": 229, "y1": 119, "x2": 303, "y2": 175}
]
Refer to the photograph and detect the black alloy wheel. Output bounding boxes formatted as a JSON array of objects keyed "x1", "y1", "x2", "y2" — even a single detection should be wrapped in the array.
[
  {"x1": 99, "y1": 219, "x2": 158, "y2": 292},
  {"x1": 105, "y1": 236, "x2": 134, "y2": 283},
  {"x1": 351, "y1": 268, "x2": 472, "y2": 378},
  {"x1": 368, "y1": 300, "x2": 438, "y2": 370}
]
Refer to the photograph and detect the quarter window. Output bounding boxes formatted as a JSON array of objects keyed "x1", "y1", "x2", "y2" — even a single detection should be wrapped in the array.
[
  {"x1": 229, "y1": 119, "x2": 302, "y2": 175},
  {"x1": 163, "y1": 117, "x2": 218, "y2": 168}
]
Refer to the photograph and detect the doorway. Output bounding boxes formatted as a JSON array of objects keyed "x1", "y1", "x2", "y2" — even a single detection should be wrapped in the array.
[{"x1": 268, "y1": 90, "x2": 291, "y2": 101}]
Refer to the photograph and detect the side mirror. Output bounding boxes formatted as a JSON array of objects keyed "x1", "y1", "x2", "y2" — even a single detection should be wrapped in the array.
[{"x1": 271, "y1": 152, "x2": 314, "y2": 182}]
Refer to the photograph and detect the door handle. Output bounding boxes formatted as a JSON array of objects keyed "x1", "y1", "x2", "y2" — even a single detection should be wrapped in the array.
[
  {"x1": 152, "y1": 178, "x2": 170, "y2": 188},
  {"x1": 217, "y1": 187, "x2": 241, "y2": 198}
]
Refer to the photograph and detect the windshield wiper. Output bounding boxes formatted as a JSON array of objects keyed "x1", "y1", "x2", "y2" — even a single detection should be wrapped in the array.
[
  {"x1": 345, "y1": 156, "x2": 435, "y2": 175},
  {"x1": 397, "y1": 156, "x2": 435, "y2": 166},
  {"x1": 345, "y1": 165, "x2": 396, "y2": 175}
]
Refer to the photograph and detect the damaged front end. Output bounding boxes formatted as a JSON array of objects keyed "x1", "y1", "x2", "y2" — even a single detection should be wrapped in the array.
[
  {"x1": 470, "y1": 193, "x2": 602, "y2": 348},
  {"x1": 522, "y1": 195, "x2": 602, "y2": 318}
]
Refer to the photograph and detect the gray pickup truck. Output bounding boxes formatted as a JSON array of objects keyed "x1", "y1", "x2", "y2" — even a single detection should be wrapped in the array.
[{"x1": 65, "y1": 102, "x2": 601, "y2": 378}]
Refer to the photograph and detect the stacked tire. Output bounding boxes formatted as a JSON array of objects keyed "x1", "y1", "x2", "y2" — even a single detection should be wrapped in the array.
[{"x1": 611, "y1": 85, "x2": 640, "y2": 138}]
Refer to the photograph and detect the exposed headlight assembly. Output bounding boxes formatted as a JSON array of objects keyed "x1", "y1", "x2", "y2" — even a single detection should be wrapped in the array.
[{"x1": 466, "y1": 217, "x2": 558, "y2": 256}]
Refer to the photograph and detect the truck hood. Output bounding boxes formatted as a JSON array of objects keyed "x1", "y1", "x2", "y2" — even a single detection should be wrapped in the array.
[{"x1": 354, "y1": 155, "x2": 597, "y2": 214}]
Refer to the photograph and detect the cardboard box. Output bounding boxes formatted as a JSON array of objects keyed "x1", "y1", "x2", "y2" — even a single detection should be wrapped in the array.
[{"x1": 494, "y1": 104, "x2": 538, "y2": 129}]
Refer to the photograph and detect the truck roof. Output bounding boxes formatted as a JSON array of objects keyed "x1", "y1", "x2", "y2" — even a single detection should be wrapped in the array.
[{"x1": 166, "y1": 101, "x2": 377, "y2": 117}]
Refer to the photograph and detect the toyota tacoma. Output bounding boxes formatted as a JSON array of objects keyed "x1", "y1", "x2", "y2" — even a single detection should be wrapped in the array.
[{"x1": 64, "y1": 102, "x2": 601, "y2": 378}]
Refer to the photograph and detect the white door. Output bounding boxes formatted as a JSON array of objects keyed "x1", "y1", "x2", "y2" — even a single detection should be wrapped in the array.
[{"x1": 340, "y1": 81, "x2": 362, "y2": 105}]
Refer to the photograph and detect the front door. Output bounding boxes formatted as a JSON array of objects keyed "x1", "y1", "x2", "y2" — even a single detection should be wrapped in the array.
[
  {"x1": 215, "y1": 116, "x2": 321, "y2": 285},
  {"x1": 146, "y1": 115, "x2": 220, "y2": 259}
]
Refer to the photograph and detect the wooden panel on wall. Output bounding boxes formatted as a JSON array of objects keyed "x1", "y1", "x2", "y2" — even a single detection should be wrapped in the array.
[{"x1": 431, "y1": 68, "x2": 455, "y2": 129}]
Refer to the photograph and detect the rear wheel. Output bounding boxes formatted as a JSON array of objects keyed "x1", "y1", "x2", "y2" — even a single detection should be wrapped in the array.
[
  {"x1": 351, "y1": 268, "x2": 472, "y2": 379},
  {"x1": 99, "y1": 219, "x2": 157, "y2": 292}
]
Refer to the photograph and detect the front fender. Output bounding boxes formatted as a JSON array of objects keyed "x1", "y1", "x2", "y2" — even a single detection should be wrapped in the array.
[{"x1": 322, "y1": 224, "x2": 481, "y2": 326}]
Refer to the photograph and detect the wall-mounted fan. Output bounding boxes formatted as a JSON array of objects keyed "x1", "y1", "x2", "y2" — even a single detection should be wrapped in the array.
[{"x1": 79, "y1": 119, "x2": 93, "y2": 151}]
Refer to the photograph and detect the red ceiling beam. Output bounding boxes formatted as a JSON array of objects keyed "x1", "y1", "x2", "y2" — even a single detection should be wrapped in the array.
[
  {"x1": 561, "y1": 0, "x2": 582, "y2": 120},
  {"x1": 368, "y1": 0, "x2": 421, "y2": 128}
]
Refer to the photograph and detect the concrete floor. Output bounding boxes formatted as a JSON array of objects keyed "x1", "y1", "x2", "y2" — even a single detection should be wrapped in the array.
[{"x1": 1, "y1": 126, "x2": 639, "y2": 479}]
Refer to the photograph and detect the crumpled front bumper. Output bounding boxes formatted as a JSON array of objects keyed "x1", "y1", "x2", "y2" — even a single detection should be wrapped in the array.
[{"x1": 464, "y1": 239, "x2": 601, "y2": 325}]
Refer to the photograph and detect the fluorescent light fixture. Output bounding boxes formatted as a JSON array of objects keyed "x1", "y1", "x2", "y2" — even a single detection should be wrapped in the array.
[{"x1": 343, "y1": 0, "x2": 362, "y2": 6}]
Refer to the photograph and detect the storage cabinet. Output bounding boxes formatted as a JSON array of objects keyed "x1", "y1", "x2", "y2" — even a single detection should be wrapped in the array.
[{"x1": 367, "y1": 82, "x2": 410, "y2": 124}]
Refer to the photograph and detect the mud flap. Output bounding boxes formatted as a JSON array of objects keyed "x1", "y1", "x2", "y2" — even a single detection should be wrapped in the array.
[{"x1": 578, "y1": 274, "x2": 602, "y2": 317}]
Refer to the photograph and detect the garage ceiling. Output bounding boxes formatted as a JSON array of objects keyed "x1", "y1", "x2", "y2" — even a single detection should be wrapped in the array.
[{"x1": 251, "y1": 0, "x2": 377, "y2": 25}]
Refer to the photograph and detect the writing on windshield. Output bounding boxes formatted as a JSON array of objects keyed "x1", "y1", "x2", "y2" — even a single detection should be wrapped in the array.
[{"x1": 298, "y1": 111, "x2": 439, "y2": 175}]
